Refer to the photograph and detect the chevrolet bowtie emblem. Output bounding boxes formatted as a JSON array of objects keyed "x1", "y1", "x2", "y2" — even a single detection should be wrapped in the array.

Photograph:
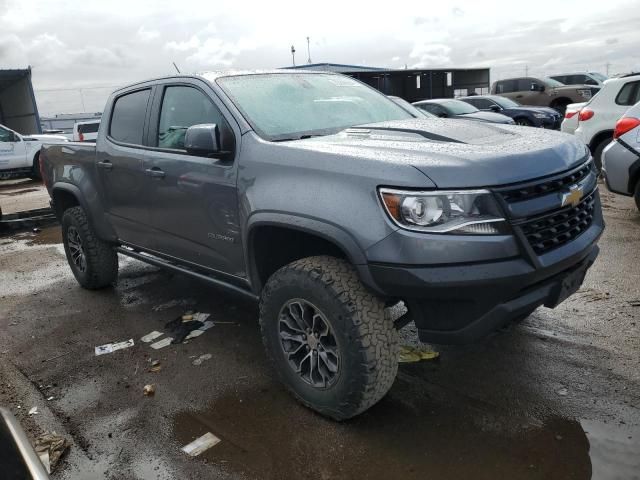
[{"x1": 561, "y1": 184, "x2": 584, "y2": 208}]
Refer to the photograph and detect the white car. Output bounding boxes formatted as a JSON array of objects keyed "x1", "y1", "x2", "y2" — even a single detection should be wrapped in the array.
[
  {"x1": 602, "y1": 101, "x2": 640, "y2": 211},
  {"x1": 574, "y1": 73, "x2": 640, "y2": 169},
  {"x1": 550, "y1": 72, "x2": 608, "y2": 87},
  {"x1": 560, "y1": 102, "x2": 586, "y2": 135},
  {"x1": 72, "y1": 119, "x2": 100, "y2": 142},
  {"x1": 0, "y1": 123, "x2": 68, "y2": 180}
]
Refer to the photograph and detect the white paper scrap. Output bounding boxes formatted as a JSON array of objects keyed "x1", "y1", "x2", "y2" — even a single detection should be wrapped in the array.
[
  {"x1": 95, "y1": 339, "x2": 134, "y2": 356},
  {"x1": 199, "y1": 320, "x2": 215, "y2": 331},
  {"x1": 28, "y1": 406, "x2": 38, "y2": 415},
  {"x1": 185, "y1": 330, "x2": 204, "y2": 340},
  {"x1": 150, "y1": 337, "x2": 173, "y2": 350},
  {"x1": 192, "y1": 312, "x2": 211, "y2": 323},
  {"x1": 141, "y1": 331, "x2": 164, "y2": 343},
  {"x1": 181, "y1": 432, "x2": 221, "y2": 456}
]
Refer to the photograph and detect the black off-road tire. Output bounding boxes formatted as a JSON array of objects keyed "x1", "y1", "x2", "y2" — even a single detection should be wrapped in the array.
[
  {"x1": 61, "y1": 206, "x2": 118, "y2": 289},
  {"x1": 592, "y1": 137, "x2": 612, "y2": 172},
  {"x1": 515, "y1": 117, "x2": 532, "y2": 127},
  {"x1": 259, "y1": 256, "x2": 399, "y2": 420},
  {"x1": 634, "y1": 181, "x2": 640, "y2": 212},
  {"x1": 29, "y1": 152, "x2": 41, "y2": 180}
]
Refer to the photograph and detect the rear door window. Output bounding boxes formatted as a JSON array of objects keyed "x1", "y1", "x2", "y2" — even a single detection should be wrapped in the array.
[
  {"x1": 471, "y1": 98, "x2": 493, "y2": 109},
  {"x1": 496, "y1": 80, "x2": 517, "y2": 93},
  {"x1": 109, "y1": 89, "x2": 151, "y2": 145},
  {"x1": 157, "y1": 86, "x2": 228, "y2": 150},
  {"x1": 78, "y1": 123, "x2": 100, "y2": 134},
  {"x1": 615, "y1": 81, "x2": 640, "y2": 106}
]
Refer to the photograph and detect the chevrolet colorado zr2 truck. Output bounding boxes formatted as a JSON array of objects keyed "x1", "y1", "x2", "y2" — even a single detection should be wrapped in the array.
[{"x1": 41, "y1": 71, "x2": 603, "y2": 420}]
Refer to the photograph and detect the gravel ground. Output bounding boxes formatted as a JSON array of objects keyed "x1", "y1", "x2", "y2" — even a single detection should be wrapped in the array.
[{"x1": 0, "y1": 185, "x2": 638, "y2": 480}]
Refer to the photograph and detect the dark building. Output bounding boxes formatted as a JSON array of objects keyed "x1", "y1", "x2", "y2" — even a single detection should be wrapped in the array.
[{"x1": 286, "y1": 63, "x2": 491, "y2": 103}]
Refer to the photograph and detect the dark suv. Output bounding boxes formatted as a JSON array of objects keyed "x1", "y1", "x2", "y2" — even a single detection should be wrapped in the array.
[
  {"x1": 41, "y1": 71, "x2": 603, "y2": 420},
  {"x1": 460, "y1": 95, "x2": 562, "y2": 129}
]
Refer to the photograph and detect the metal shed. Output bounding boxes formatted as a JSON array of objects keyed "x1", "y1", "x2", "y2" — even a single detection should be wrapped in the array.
[{"x1": 0, "y1": 68, "x2": 41, "y2": 134}]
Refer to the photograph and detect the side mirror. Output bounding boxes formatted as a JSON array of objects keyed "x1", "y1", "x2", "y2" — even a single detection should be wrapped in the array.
[
  {"x1": 489, "y1": 105, "x2": 501, "y2": 112},
  {"x1": 184, "y1": 124, "x2": 221, "y2": 157},
  {"x1": 530, "y1": 83, "x2": 545, "y2": 92}
]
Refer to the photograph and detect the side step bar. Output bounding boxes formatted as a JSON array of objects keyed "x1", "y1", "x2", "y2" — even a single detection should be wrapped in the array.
[{"x1": 115, "y1": 246, "x2": 259, "y2": 302}]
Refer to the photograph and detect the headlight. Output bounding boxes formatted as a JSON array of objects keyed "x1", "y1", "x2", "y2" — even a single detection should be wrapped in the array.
[
  {"x1": 577, "y1": 89, "x2": 592, "y2": 99},
  {"x1": 379, "y1": 188, "x2": 509, "y2": 234},
  {"x1": 533, "y1": 113, "x2": 549, "y2": 119}
]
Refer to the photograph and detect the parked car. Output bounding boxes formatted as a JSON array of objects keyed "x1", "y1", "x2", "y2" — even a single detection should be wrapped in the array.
[
  {"x1": 73, "y1": 119, "x2": 100, "y2": 142},
  {"x1": 412, "y1": 99, "x2": 515, "y2": 124},
  {"x1": 602, "y1": 101, "x2": 640, "y2": 210},
  {"x1": 460, "y1": 95, "x2": 562, "y2": 128},
  {"x1": 41, "y1": 71, "x2": 603, "y2": 420},
  {"x1": 550, "y1": 72, "x2": 608, "y2": 87},
  {"x1": 388, "y1": 95, "x2": 435, "y2": 118},
  {"x1": 491, "y1": 76, "x2": 600, "y2": 115},
  {"x1": 574, "y1": 73, "x2": 640, "y2": 170},
  {"x1": 561, "y1": 102, "x2": 587, "y2": 134},
  {"x1": 0, "y1": 123, "x2": 67, "y2": 180}
]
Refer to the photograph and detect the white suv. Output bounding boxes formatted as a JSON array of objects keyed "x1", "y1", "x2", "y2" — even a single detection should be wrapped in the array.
[{"x1": 574, "y1": 73, "x2": 640, "y2": 169}]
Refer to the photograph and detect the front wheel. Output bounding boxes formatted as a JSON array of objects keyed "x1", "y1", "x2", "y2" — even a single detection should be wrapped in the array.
[
  {"x1": 259, "y1": 256, "x2": 399, "y2": 420},
  {"x1": 29, "y1": 152, "x2": 41, "y2": 180},
  {"x1": 62, "y1": 206, "x2": 118, "y2": 289},
  {"x1": 592, "y1": 137, "x2": 613, "y2": 172},
  {"x1": 634, "y1": 181, "x2": 640, "y2": 212}
]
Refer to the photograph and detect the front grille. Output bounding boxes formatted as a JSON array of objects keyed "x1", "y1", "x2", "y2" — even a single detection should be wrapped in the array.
[
  {"x1": 500, "y1": 161, "x2": 593, "y2": 202},
  {"x1": 518, "y1": 191, "x2": 596, "y2": 254}
]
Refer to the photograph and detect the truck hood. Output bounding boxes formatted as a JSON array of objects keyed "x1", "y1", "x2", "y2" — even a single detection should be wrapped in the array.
[
  {"x1": 25, "y1": 134, "x2": 69, "y2": 142},
  {"x1": 289, "y1": 118, "x2": 589, "y2": 188}
]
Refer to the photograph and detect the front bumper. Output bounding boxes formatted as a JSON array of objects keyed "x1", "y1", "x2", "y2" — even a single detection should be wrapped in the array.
[{"x1": 362, "y1": 185, "x2": 604, "y2": 345}]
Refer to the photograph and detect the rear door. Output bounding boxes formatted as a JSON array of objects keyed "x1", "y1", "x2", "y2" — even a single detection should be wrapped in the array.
[
  {"x1": 96, "y1": 87, "x2": 156, "y2": 248},
  {"x1": 141, "y1": 80, "x2": 244, "y2": 276},
  {"x1": 0, "y1": 125, "x2": 27, "y2": 171}
]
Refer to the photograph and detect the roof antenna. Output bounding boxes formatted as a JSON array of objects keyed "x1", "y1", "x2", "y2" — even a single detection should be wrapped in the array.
[
  {"x1": 291, "y1": 45, "x2": 296, "y2": 67},
  {"x1": 306, "y1": 37, "x2": 312, "y2": 64},
  {"x1": 172, "y1": 62, "x2": 181, "y2": 74}
]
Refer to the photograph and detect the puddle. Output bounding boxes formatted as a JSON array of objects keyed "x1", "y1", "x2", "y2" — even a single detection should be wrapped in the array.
[
  {"x1": 582, "y1": 419, "x2": 640, "y2": 480},
  {"x1": 25, "y1": 225, "x2": 62, "y2": 245},
  {"x1": 173, "y1": 380, "x2": 612, "y2": 480}
]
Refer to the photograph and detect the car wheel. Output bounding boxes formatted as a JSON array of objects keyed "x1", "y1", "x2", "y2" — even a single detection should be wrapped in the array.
[
  {"x1": 29, "y1": 153, "x2": 41, "y2": 180},
  {"x1": 515, "y1": 117, "x2": 532, "y2": 126},
  {"x1": 62, "y1": 206, "x2": 118, "y2": 289},
  {"x1": 259, "y1": 255, "x2": 399, "y2": 420},
  {"x1": 592, "y1": 137, "x2": 613, "y2": 172},
  {"x1": 634, "y1": 181, "x2": 640, "y2": 212},
  {"x1": 550, "y1": 100, "x2": 570, "y2": 116}
]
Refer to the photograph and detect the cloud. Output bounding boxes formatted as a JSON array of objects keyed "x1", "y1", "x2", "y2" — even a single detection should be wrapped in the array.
[
  {"x1": 165, "y1": 35, "x2": 201, "y2": 52},
  {"x1": 137, "y1": 26, "x2": 160, "y2": 42},
  {"x1": 409, "y1": 43, "x2": 452, "y2": 67}
]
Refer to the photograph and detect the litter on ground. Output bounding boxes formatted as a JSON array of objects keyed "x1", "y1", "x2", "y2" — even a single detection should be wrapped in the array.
[
  {"x1": 192, "y1": 353, "x2": 212, "y2": 366},
  {"x1": 28, "y1": 406, "x2": 38, "y2": 415},
  {"x1": 150, "y1": 338, "x2": 173, "y2": 350},
  {"x1": 143, "y1": 384, "x2": 156, "y2": 396},
  {"x1": 398, "y1": 346, "x2": 440, "y2": 363},
  {"x1": 141, "y1": 331, "x2": 164, "y2": 343},
  {"x1": 35, "y1": 432, "x2": 69, "y2": 474},
  {"x1": 95, "y1": 339, "x2": 134, "y2": 356},
  {"x1": 181, "y1": 432, "x2": 221, "y2": 456}
]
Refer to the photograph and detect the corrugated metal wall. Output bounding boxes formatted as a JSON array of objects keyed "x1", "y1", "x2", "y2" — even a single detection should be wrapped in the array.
[{"x1": 0, "y1": 68, "x2": 41, "y2": 134}]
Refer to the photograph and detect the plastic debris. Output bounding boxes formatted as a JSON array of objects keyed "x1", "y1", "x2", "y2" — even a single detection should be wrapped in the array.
[
  {"x1": 35, "y1": 432, "x2": 69, "y2": 474},
  {"x1": 181, "y1": 432, "x2": 221, "y2": 456},
  {"x1": 143, "y1": 384, "x2": 156, "y2": 396},
  {"x1": 398, "y1": 346, "x2": 440, "y2": 363},
  {"x1": 150, "y1": 338, "x2": 173, "y2": 350},
  {"x1": 47, "y1": 396, "x2": 54, "y2": 401},
  {"x1": 149, "y1": 360, "x2": 162, "y2": 373},
  {"x1": 192, "y1": 313, "x2": 210, "y2": 323},
  {"x1": 141, "y1": 331, "x2": 164, "y2": 343},
  {"x1": 95, "y1": 339, "x2": 134, "y2": 356},
  {"x1": 185, "y1": 321, "x2": 215, "y2": 340},
  {"x1": 192, "y1": 354, "x2": 212, "y2": 366},
  {"x1": 556, "y1": 387, "x2": 569, "y2": 396},
  {"x1": 28, "y1": 406, "x2": 38, "y2": 415}
]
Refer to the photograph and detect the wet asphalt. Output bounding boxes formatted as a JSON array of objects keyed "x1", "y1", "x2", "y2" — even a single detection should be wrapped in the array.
[{"x1": 0, "y1": 186, "x2": 639, "y2": 480}]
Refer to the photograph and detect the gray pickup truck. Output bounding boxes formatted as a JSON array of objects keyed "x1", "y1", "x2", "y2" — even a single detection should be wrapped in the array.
[{"x1": 41, "y1": 71, "x2": 603, "y2": 420}]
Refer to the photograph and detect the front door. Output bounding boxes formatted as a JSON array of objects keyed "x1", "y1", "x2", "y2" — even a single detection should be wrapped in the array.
[
  {"x1": 0, "y1": 125, "x2": 27, "y2": 171},
  {"x1": 142, "y1": 83, "x2": 244, "y2": 276},
  {"x1": 96, "y1": 87, "x2": 156, "y2": 249}
]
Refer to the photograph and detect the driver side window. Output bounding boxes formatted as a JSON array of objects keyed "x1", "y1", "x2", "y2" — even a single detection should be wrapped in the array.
[
  {"x1": 157, "y1": 86, "x2": 228, "y2": 150},
  {"x1": 0, "y1": 126, "x2": 15, "y2": 143}
]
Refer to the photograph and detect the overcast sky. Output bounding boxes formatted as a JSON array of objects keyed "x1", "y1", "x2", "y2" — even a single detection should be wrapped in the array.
[{"x1": 1, "y1": 0, "x2": 639, "y2": 115}]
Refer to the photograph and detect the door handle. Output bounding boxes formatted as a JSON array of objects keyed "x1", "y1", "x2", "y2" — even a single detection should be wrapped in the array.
[
  {"x1": 145, "y1": 167, "x2": 165, "y2": 178},
  {"x1": 97, "y1": 160, "x2": 113, "y2": 170}
]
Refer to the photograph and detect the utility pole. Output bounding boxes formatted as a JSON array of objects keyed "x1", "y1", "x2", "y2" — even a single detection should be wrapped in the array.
[
  {"x1": 306, "y1": 37, "x2": 312, "y2": 64},
  {"x1": 605, "y1": 62, "x2": 611, "y2": 76},
  {"x1": 525, "y1": 65, "x2": 529, "y2": 77},
  {"x1": 291, "y1": 45, "x2": 296, "y2": 67}
]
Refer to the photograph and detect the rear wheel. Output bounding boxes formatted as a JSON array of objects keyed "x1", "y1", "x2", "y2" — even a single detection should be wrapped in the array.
[
  {"x1": 29, "y1": 152, "x2": 41, "y2": 180},
  {"x1": 515, "y1": 117, "x2": 532, "y2": 126},
  {"x1": 592, "y1": 136, "x2": 613, "y2": 172},
  {"x1": 634, "y1": 181, "x2": 640, "y2": 212},
  {"x1": 259, "y1": 256, "x2": 399, "y2": 420},
  {"x1": 62, "y1": 206, "x2": 118, "y2": 289}
]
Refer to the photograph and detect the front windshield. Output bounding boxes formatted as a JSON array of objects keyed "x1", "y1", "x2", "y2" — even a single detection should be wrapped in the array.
[
  {"x1": 491, "y1": 96, "x2": 520, "y2": 108},
  {"x1": 542, "y1": 77, "x2": 565, "y2": 87},
  {"x1": 442, "y1": 100, "x2": 478, "y2": 115},
  {"x1": 217, "y1": 73, "x2": 413, "y2": 140}
]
